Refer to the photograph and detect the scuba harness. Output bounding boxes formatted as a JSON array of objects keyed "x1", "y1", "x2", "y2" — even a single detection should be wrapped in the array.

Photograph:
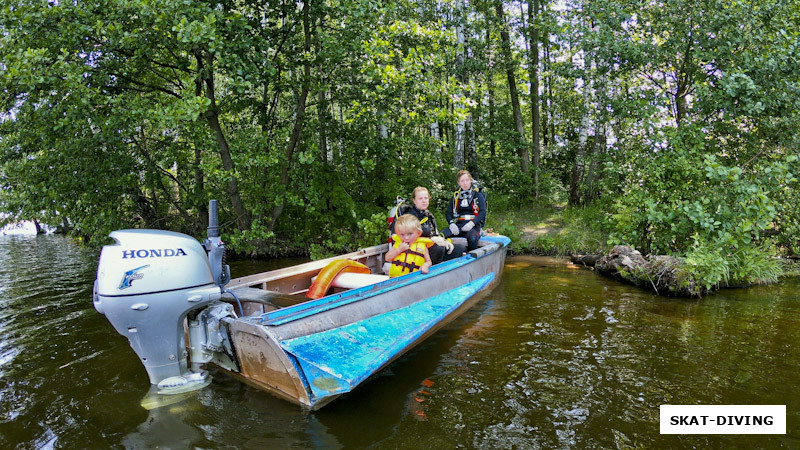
[
  {"x1": 387, "y1": 196, "x2": 433, "y2": 240},
  {"x1": 387, "y1": 196, "x2": 406, "y2": 230},
  {"x1": 451, "y1": 180, "x2": 487, "y2": 228}
]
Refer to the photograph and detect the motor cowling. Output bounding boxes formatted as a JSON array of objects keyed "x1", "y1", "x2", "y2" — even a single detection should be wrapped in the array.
[{"x1": 94, "y1": 229, "x2": 222, "y2": 386}]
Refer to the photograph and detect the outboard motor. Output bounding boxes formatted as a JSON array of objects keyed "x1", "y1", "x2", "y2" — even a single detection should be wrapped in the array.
[{"x1": 93, "y1": 200, "x2": 234, "y2": 393}]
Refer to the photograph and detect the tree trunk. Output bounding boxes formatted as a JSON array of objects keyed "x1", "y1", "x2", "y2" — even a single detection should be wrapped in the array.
[
  {"x1": 318, "y1": 89, "x2": 329, "y2": 162},
  {"x1": 570, "y1": 16, "x2": 593, "y2": 206},
  {"x1": 59, "y1": 216, "x2": 71, "y2": 234},
  {"x1": 584, "y1": 122, "x2": 605, "y2": 201},
  {"x1": 197, "y1": 50, "x2": 251, "y2": 231},
  {"x1": 674, "y1": 35, "x2": 693, "y2": 126},
  {"x1": 194, "y1": 148, "x2": 208, "y2": 230},
  {"x1": 528, "y1": 0, "x2": 541, "y2": 197},
  {"x1": 571, "y1": 75, "x2": 591, "y2": 205},
  {"x1": 430, "y1": 122, "x2": 443, "y2": 164},
  {"x1": 453, "y1": 120, "x2": 466, "y2": 169},
  {"x1": 315, "y1": 15, "x2": 329, "y2": 163},
  {"x1": 336, "y1": 103, "x2": 344, "y2": 166},
  {"x1": 270, "y1": 0, "x2": 311, "y2": 229},
  {"x1": 584, "y1": 66, "x2": 607, "y2": 202},
  {"x1": 486, "y1": 29, "x2": 496, "y2": 158},
  {"x1": 430, "y1": 122, "x2": 440, "y2": 140},
  {"x1": 675, "y1": 72, "x2": 690, "y2": 126},
  {"x1": 543, "y1": 44, "x2": 554, "y2": 147},
  {"x1": 466, "y1": 115, "x2": 478, "y2": 177},
  {"x1": 377, "y1": 107, "x2": 389, "y2": 139},
  {"x1": 596, "y1": 246, "x2": 710, "y2": 297},
  {"x1": 193, "y1": 74, "x2": 207, "y2": 231},
  {"x1": 453, "y1": 0, "x2": 468, "y2": 169},
  {"x1": 134, "y1": 124, "x2": 195, "y2": 227},
  {"x1": 495, "y1": 0, "x2": 529, "y2": 174}
]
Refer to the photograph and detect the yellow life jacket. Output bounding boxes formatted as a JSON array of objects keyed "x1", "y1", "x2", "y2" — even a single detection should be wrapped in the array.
[{"x1": 388, "y1": 235, "x2": 433, "y2": 277}]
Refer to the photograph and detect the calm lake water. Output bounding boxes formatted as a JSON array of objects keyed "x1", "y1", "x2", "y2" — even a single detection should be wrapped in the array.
[{"x1": 1, "y1": 235, "x2": 798, "y2": 448}]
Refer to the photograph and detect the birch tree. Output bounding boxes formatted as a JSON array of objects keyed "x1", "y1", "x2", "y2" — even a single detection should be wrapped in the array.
[{"x1": 494, "y1": 0, "x2": 530, "y2": 174}]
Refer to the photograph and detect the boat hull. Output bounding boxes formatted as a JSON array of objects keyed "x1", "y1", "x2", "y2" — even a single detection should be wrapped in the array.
[{"x1": 222, "y1": 236, "x2": 509, "y2": 409}]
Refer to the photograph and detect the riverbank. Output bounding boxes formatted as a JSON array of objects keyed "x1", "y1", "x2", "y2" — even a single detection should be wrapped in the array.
[
  {"x1": 492, "y1": 203, "x2": 611, "y2": 257},
  {"x1": 493, "y1": 203, "x2": 800, "y2": 297}
]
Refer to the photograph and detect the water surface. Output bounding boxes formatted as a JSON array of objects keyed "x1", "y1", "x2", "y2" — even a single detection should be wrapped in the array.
[{"x1": 0, "y1": 236, "x2": 797, "y2": 448}]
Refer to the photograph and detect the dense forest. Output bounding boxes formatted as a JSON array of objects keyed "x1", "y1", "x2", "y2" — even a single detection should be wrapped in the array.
[{"x1": 2, "y1": 1, "x2": 799, "y2": 278}]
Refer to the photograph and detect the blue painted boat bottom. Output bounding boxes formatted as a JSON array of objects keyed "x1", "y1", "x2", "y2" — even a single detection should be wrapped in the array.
[
  {"x1": 260, "y1": 255, "x2": 475, "y2": 326},
  {"x1": 279, "y1": 273, "x2": 496, "y2": 404}
]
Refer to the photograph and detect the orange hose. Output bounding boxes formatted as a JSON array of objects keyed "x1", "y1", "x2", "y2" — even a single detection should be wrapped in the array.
[{"x1": 305, "y1": 260, "x2": 371, "y2": 299}]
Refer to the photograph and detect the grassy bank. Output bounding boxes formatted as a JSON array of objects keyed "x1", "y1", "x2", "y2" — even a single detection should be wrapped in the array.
[
  {"x1": 491, "y1": 202, "x2": 612, "y2": 257},
  {"x1": 490, "y1": 201, "x2": 799, "y2": 296}
]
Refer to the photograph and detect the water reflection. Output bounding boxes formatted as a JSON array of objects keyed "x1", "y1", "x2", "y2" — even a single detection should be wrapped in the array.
[
  {"x1": 1, "y1": 239, "x2": 798, "y2": 448},
  {"x1": 122, "y1": 380, "x2": 342, "y2": 449},
  {"x1": 371, "y1": 256, "x2": 800, "y2": 449}
]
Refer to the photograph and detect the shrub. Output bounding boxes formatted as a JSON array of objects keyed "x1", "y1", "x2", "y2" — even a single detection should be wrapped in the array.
[{"x1": 680, "y1": 238, "x2": 784, "y2": 294}]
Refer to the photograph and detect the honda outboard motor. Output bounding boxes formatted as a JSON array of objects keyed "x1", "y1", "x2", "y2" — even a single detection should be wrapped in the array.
[{"x1": 94, "y1": 200, "x2": 234, "y2": 393}]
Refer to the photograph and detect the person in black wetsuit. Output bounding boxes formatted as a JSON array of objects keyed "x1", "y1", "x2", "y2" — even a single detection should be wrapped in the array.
[
  {"x1": 442, "y1": 170, "x2": 486, "y2": 251},
  {"x1": 389, "y1": 186, "x2": 466, "y2": 264}
]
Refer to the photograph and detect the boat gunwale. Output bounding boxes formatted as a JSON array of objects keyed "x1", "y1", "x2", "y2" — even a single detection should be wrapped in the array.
[
  {"x1": 225, "y1": 244, "x2": 389, "y2": 291},
  {"x1": 255, "y1": 241, "x2": 504, "y2": 327}
]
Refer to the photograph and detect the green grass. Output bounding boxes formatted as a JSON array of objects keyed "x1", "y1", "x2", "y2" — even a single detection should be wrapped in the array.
[
  {"x1": 492, "y1": 199, "x2": 797, "y2": 296},
  {"x1": 492, "y1": 202, "x2": 612, "y2": 256}
]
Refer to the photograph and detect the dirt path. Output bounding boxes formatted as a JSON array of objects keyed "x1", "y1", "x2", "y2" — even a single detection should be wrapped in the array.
[{"x1": 519, "y1": 209, "x2": 564, "y2": 241}]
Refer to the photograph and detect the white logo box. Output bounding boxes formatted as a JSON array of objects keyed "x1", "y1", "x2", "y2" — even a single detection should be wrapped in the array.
[{"x1": 660, "y1": 405, "x2": 786, "y2": 434}]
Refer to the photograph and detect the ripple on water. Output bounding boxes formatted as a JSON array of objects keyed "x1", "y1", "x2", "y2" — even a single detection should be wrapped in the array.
[{"x1": 2, "y1": 248, "x2": 799, "y2": 448}]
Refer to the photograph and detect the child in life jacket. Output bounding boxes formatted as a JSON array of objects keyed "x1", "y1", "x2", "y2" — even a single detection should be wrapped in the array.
[{"x1": 385, "y1": 214, "x2": 433, "y2": 277}]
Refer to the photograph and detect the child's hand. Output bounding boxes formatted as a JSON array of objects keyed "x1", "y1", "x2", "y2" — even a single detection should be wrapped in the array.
[
  {"x1": 420, "y1": 263, "x2": 430, "y2": 274},
  {"x1": 397, "y1": 242, "x2": 410, "y2": 252}
]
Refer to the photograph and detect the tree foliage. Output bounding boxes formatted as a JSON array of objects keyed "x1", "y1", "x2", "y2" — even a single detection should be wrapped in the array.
[{"x1": 1, "y1": 0, "x2": 799, "y2": 262}]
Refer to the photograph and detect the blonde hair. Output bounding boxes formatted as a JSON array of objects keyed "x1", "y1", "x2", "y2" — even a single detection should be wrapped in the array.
[
  {"x1": 395, "y1": 214, "x2": 422, "y2": 233},
  {"x1": 457, "y1": 170, "x2": 473, "y2": 183},
  {"x1": 412, "y1": 186, "x2": 430, "y2": 199}
]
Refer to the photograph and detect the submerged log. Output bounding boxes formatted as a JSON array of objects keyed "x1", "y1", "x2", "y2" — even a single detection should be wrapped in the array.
[
  {"x1": 588, "y1": 245, "x2": 795, "y2": 296},
  {"x1": 596, "y1": 245, "x2": 646, "y2": 274},
  {"x1": 594, "y1": 245, "x2": 701, "y2": 297},
  {"x1": 569, "y1": 254, "x2": 603, "y2": 267}
]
